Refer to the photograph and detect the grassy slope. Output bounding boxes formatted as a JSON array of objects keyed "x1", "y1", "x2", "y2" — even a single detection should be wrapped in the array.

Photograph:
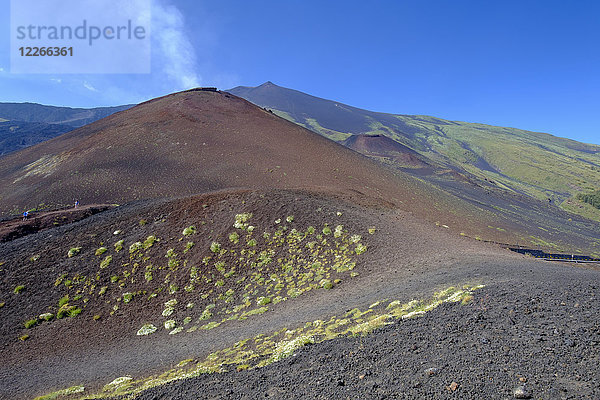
[
  {"x1": 399, "y1": 118, "x2": 600, "y2": 201},
  {"x1": 230, "y1": 83, "x2": 600, "y2": 221}
]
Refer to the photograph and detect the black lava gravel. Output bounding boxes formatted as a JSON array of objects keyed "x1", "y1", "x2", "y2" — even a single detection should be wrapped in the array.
[{"x1": 133, "y1": 272, "x2": 600, "y2": 399}]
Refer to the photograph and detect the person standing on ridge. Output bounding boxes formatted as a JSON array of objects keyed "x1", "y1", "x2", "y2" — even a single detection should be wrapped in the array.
[
  {"x1": 74, "y1": 200, "x2": 79, "y2": 209},
  {"x1": 23, "y1": 211, "x2": 29, "y2": 221}
]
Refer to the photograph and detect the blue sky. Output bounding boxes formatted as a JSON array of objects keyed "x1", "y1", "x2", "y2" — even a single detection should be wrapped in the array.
[{"x1": 1, "y1": 0, "x2": 599, "y2": 144}]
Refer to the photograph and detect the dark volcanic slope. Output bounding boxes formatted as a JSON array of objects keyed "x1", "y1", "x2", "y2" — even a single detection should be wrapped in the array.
[
  {"x1": 229, "y1": 82, "x2": 600, "y2": 226},
  {"x1": 0, "y1": 90, "x2": 410, "y2": 213},
  {"x1": 2, "y1": 189, "x2": 598, "y2": 399},
  {"x1": 0, "y1": 188, "x2": 496, "y2": 399},
  {"x1": 342, "y1": 133, "x2": 431, "y2": 168},
  {"x1": 230, "y1": 84, "x2": 600, "y2": 255},
  {"x1": 1, "y1": 89, "x2": 599, "y2": 255},
  {"x1": 229, "y1": 81, "x2": 386, "y2": 135},
  {"x1": 135, "y1": 272, "x2": 600, "y2": 400},
  {"x1": 1, "y1": 89, "x2": 599, "y2": 400}
]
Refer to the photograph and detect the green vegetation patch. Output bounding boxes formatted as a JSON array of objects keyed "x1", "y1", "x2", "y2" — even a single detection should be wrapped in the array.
[
  {"x1": 58, "y1": 295, "x2": 69, "y2": 307},
  {"x1": 123, "y1": 292, "x2": 134, "y2": 303},
  {"x1": 67, "y1": 247, "x2": 81, "y2": 258},
  {"x1": 129, "y1": 242, "x2": 143, "y2": 254},
  {"x1": 137, "y1": 323, "x2": 158, "y2": 336},
  {"x1": 24, "y1": 318, "x2": 38, "y2": 329},
  {"x1": 143, "y1": 235, "x2": 159, "y2": 249},
  {"x1": 182, "y1": 226, "x2": 197, "y2": 236},
  {"x1": 355, "y1": 243, "x2": 367, "y2": 255},
  {"x1": 99, "y1": 255, "x2": 112, "y2": 269},
  {"x1": 210, "y1": 242, "x2": 221, "y2": 253},
  {"x1": 39, "y1": 312, "x2": 54, "y2": 321},
  {"x1": 103, "y1": 376, "x2": 133, "y2": 392},
  {"x1": 184, "y1": 241, "x2": 195, "y2": 253},
  {"x1": 577, "y1": 190, "x2": 600, "y2": 209},
  {"x1": 26, "y1": 207, "x2": 374, "y2": 387},
  {"x1": 114, "y1": 239, "x2": 124, "y2": 252},
  {"x1": 13, "y1": 285, "x2": 25, "y2": 294},
  {"x1": 59, "y1": 284, "x2": 483, "y2": 400},
  {"x1": 233, "y1": 213, "x2": 253, "y2": 230},
  {"x1": 33, "y1": 385, "x2": 85, "y2": 400}
]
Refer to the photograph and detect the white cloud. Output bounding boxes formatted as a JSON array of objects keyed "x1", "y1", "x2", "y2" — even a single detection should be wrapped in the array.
[
  {"x1": 1, "y1": 1, "x2": 207, "y2": 106},
  {"x1": 152, "y1": 0, "x2": 200, "y2": 90},
  {"x1": 83, "y1": 81, "x2": 98, "y2": 92}
]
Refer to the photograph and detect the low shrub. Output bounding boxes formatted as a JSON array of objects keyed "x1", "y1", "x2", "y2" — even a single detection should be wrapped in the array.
[
  {"x1": 24, "y1": 319, "x2": 38, "y2": 329},
  {"x1": 67, "y1": 247, "x2": 81, "y2": 258},
  {"x1": 183, "y1": 226, "x2": 196, "y2": 236}
]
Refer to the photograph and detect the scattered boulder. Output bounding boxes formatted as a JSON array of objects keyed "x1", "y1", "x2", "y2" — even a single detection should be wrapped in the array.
[{"x1": 513, "y1": 385, "x2": 532, "y2": 399}]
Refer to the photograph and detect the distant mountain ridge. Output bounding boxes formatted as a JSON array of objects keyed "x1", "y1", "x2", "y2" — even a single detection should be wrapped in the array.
[
  {"x1": 0, "y1": 121, "x2": 75, "y2": 156},
  {"x1": 0, "y1": 102, "x2": 133, "y2": 127},
  {"x1": 0, "y1": 102, "x2": 134, "y2": 155},
  {"x1": 229, "y1": 82, "x2": 600, "y2": 222}
]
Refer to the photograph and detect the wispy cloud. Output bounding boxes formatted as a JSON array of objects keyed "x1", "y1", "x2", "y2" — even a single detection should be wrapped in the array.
[
  {"x1": 0, "y1": 1, "x2": 205, "y2": 106},
  {"x1": 83, "y1": 82, "x2": 98, "y2": 92},
  {"x1": 152, "y1": 0, "x2": 200, "y2": 90}
]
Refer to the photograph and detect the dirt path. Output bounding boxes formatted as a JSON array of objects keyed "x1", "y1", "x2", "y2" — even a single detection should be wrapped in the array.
[{"x1": 0, "y1": 204, "x2": 114, "y2": 242}]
